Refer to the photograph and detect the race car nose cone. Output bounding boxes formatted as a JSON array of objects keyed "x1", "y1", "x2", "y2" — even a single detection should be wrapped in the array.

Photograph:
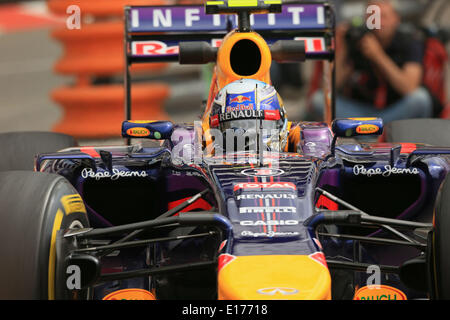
[{"x1": 218, "y1": 254, "x2": 331, "y2": 300}]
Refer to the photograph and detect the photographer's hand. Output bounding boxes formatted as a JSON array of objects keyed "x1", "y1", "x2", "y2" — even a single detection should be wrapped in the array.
[
  {"x1": 359, "y1": 33, "x2": 384, "y2": 61},
  {"x1": 359, "y1": 33, "x2": 423, "y2": 96}
]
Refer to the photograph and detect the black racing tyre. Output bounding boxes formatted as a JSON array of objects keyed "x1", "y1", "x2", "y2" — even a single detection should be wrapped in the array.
[
  {"x1": 0, "y1": 132, "x2": 77, "y2": 171},
  {"x1": 384, "y1": 119, "x2": 450, "y2": 147},
  {"x1": 0, "y1": 171, "x2": 89, "y2": 299},
  {"x1": 432, "y1": 174, "x2": 450, "y2": 299}
]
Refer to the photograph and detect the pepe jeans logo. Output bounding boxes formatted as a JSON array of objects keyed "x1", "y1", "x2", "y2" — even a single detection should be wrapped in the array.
[
  {"x1": 81, "y1": 168, "x2": 148, "y2": 180},
  {"x1": 353, "y1": 165, "x2": 419, "y2": 177}
]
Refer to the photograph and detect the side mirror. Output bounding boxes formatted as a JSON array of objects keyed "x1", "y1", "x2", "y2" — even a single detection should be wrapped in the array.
[
  {"x1": 270, "y1": 40, "x2": 306, "y2": 63},
  {"x1": 330, "y1": 118, "x2": 383, "y2": 157},
  {"x1": 122, "y1": 120, "x2": 174, "y2": 140},
  {"x1": 332, "y1": 118, "x2": 384, "y2": 138},
  {"x1": 179, "y1": 42, "x2": 217, "y2": 64}
]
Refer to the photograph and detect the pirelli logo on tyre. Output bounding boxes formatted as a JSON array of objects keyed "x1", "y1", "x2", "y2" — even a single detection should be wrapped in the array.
[{"x1": 61, "y1": 194, "x2": 86, "y2": 215}]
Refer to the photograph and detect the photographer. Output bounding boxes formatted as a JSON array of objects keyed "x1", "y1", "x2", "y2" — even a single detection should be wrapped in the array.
[{"x1": 311, "y1": 0, "x2": 433, "y2": 123}]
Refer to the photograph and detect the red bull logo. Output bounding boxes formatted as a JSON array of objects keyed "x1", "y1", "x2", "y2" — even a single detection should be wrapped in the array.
[{"x1": 230, "y1": 95, "x2": 252, "y2": 103}]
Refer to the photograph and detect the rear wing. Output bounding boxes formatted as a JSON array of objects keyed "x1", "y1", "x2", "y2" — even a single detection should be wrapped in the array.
[{"x1": 124, "y1": 1, "x2": 336, "y2": 121}]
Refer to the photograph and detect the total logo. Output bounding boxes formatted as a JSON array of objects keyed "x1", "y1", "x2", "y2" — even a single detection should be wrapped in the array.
[
  {"x1": 257, "y1": 287, "x2": 299, "y2": 296},
  {"x1": 241, "y1": 168, "x2": 284, "y2": 177},
  {"x1": 234, "y1": 182, "x2": 296, "y2": 191}
]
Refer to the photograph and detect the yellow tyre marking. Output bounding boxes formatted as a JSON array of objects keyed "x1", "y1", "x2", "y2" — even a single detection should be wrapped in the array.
[
  {"x1": 48, "y1": 209, "x2": 64, "y2": 300},
  {"x1": 61, "y1": 194, "x2": 86, "y2": 216}
]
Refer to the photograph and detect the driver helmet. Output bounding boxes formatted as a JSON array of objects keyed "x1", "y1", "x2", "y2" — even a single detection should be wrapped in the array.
[{"x1": 209, "y1": 79, "x2": 288, "y2": 152}]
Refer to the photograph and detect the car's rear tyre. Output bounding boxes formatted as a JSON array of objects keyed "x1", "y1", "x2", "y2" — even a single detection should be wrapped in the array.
[
  {"x1": 431, "y1": 174, "x2": 450, "y2": 299},
  {"x1": 384, "y1": 118, "x2": 450, "y2": 147},
  {"x1": 0, "y1": 131, "x2": 77, "y2": 171},
  {"x1": 0, "y1": 171, "x2": 89, "y2": 299}
]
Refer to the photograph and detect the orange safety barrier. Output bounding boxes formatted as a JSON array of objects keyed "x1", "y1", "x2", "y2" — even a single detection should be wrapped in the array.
[
  {"x1": 51, "y1": 21, "x2": 166, "y2": 80},
  {"x1": 47, "y1": 0, "x2": 171, "y2": 139},
  {"x1": 52, "y1": 83, "x2": 171, "y2": 139}
]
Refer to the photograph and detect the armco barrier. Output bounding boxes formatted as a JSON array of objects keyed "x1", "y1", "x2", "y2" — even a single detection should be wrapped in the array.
[{"x1": 47, "y1": 0, "x2": 170, "y2": 139}]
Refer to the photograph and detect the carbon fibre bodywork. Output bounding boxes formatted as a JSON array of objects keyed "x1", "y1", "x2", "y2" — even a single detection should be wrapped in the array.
[{"x1": 35, "y1": 120, "x2": 450, "y2": 299}]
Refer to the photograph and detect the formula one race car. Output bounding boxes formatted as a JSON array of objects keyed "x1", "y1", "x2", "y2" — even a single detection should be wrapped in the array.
[{"x1": 0, "y1": 1, "x2": 449, "y2": 300}]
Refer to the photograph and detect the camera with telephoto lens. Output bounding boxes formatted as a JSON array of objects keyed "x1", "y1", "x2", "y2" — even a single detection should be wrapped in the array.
[{"x1": 345, "y1": 24, "x2": 371, "y2": 70}]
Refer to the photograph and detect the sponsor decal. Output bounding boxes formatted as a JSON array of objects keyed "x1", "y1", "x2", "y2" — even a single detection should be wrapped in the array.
[
  {"x1": 218, "y1": 253, "x2": 236, "y2": 272},
  {"x1": 354, "y1": 285, "x2": 407, "y2": 300},
  {"x1": 225, "y1": 104, "x2": 254, "y2": 112},
  {"x1": 239, "y1": 206, "x2": 296, "y2": 213},
  {"x1": 356, "y1": 124, "x2": 379, "y2": 134},
  {"x1": 218, "y1": 109, "x2": 263, "y2": 122},
  {"x1": 234, "y1": 182, "x2": 297, "y2": 191},
  {"x1": 263, "y1": 110, "x2": 281, "y2": 121},
  {"x1": 352, "y1": 165, "x2": 420, "y2": 177},
  {"x1": 81, "y1": 168, "x2": 148, "y2": 180},
  {"x1": 294, "y1": 37, "x2": 326, "y2": 53},
  {"x1": 61, "y1": 194, "x2": 86, "y2": 215},
  {"x1": 236, "y1": 193, "x2": 295, "y2": 200},
  {"x1": 210, "y1": 114, "x2": 219, "y2": 127},
  {"x1": 229, "y1": 95, "x2": 252, "y2": 104},
  {"x1": 257, "y1": 287, "x2": 299, "y2": 296},
  {"x1": 132, "y1": 40, "x2": 179, "y2": 56},
  {"x1": 241, "y1": 230, "x2": 300, "y2": 237},
  {"x1": 126, "y1": 127, "x2": 150, "y2": 137},
  {"x1": 129, "y1": 4, "x2": 326, "y2": 33},
  {"x1": 240, "y1": 220, "x2": 299, "y2": 226},
  {"x1": 103, "y1": 289, "x2": 156, "y2": 300},
  {"x1": 241, "y1": 168, "x2": 284, "y2": 177},
  {"x1": 226, "y1": 93, "x2": 255, "y2": 113},
  {"x1": 309, "y1": 252, "x2": 328, "y2": 269}
]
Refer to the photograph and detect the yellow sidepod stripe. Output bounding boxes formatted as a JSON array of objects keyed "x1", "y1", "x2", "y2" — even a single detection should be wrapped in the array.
[
  {"x1": 218, "y1": 255, "x2": 331, "y2": 300},
  {"x1": 48, "y1": 208, "x2": 64, "y2": 300}
]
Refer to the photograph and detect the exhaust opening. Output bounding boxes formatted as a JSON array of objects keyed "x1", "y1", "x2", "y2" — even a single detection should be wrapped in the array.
[{"x1": 230, "y1": 39, "x2": 261, "y2": 76}]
